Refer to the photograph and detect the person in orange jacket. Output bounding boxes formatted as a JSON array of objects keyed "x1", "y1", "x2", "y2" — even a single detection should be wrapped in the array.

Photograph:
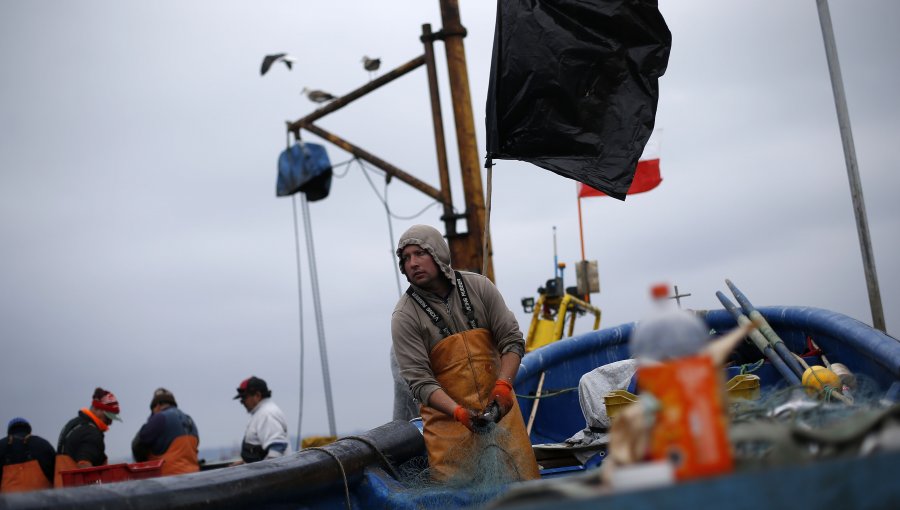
[
  {"x1": 53, "y1": 387, "x2": 122, "y2": 487},
  {"x1": 131, "y1": 388, "x2": 200, "y2": 476},
  {"x1": 0, "y1": 418, "x2": 55, "y2": 493}
]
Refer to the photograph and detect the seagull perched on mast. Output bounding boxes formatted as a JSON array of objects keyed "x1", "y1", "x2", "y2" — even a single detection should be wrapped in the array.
[
  {"x1": 260, "y1": 53, "x2": 296, "y2": 76},
  {"x1": 362, "y1": 56, "x2": 381, "y2": 81},
  {"x1": 362, "y1": 56, "x2": 381, "y2": 72},
  {"x1": 302, "y1": 87, "x2": 337, "y2": 103}
]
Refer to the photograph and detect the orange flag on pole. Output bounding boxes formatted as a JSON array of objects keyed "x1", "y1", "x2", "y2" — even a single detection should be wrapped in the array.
[{"x1": 577, "y1": 133, "x2": 662, "y2": 198}]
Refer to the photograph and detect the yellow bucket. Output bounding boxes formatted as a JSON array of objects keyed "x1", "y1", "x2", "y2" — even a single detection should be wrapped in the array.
[
  {"x1": 726, "y1": 374, "x2": 761, "y2": 401},
  {"x1": 604, "y1": 389, "x2": 638, "y2": 420}
]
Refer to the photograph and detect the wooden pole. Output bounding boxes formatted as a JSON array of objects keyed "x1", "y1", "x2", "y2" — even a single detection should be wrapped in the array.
[
  {"x1": 525, "y1": 372, "x2": 546, "y2": 436},
  {"x1": 815, "y1": 0, "x2": 885, "y2": 332}
]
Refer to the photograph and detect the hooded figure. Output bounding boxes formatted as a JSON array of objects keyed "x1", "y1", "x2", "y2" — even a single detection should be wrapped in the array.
[{"x1": 391, "y1": 224, "x2": 539, "y2": 482}]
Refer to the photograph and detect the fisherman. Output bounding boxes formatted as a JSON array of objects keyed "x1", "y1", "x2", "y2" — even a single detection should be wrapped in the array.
[
  {"x1": 131, "y1": 388, "x2": 200, "y2": 476},
  {"x1": 233, "y1": 376, "x2": 290, "y2": 464},
  {"x1": 391, "y1": 224, "x2": 540, "y2": 482},
  {"x1": 54, "y1": 387, "x2": 121, "y2": 487},
  {"x1": 0, "y1": 418, "x2": 55, "y2": 492}
]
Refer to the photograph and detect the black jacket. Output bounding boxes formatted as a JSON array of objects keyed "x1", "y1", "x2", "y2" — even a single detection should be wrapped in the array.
[
  {"x1": 57, "y1": 411, "x2": 107, "y2": 466},
  {"x1": 1, "y1": 433, "x2": 56, "y2": 483}
]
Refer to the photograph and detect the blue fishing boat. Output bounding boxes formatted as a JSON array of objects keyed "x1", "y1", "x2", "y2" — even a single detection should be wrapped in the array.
[{"x1": 4, "y1": 305, "x2": 899, "y2": 510}]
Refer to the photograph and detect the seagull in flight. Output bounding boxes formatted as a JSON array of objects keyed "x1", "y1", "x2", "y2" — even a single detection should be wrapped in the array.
[
  {"x1": 302, "y1": 87, "x2": 337, "y2": 103},
  {"x1": 260, "y1": 53, "x2": 295, "y2": 76}
]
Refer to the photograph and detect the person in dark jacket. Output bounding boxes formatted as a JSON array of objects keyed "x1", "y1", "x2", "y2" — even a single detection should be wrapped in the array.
[
  {"x1": 0, "y1": 417, "x2": 55, "y2": 493},
  {"x1": 54, "y1": 387, "x2": 122, "y2": 487},
  {"x1": 132, "y1": 388, "x2": 200, "y2": 476}
]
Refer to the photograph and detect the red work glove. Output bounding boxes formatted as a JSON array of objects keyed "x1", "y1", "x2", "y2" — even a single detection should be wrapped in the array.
[
  {"x1": 453, "y1": 405, "x2": 475, "y2": 432},
  {"x1": 491, "y1": 379, "x2": 515, "y2": 422}
]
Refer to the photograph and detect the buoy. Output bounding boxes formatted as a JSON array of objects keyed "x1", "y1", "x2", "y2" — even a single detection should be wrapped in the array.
[{"x1": 801, "y1": 365, "x2": 841, "y2": 395}]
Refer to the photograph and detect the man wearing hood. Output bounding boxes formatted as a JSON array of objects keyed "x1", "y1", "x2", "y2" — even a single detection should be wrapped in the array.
[{"x1": 391, "y1": 224, "x2": 539, "y2": 482}]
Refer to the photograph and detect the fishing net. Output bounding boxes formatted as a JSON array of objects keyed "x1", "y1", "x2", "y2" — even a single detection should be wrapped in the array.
[
  {"x1": 387, "y1": 424, "x2": 523, "y2": 509},
  {"x1": 729, "y1": 373, "x2": 900, "y2": 468}
]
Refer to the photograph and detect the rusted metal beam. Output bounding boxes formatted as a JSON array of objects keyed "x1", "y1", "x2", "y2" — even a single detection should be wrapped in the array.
[
  {"x1": 421, "y1": 23, "x2": 456, "y2": 238},
  {"x1": 298, "y1": 122, "x2": 443, "y2": 202},
  {"x1": 288, "y1": 55, "x2": 426, "y2": 135},
  {"x1": 439, "y1": 0, "x2": 493, "y2": 280}
]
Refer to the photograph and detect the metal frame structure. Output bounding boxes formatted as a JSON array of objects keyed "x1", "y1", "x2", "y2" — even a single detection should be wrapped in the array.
[{"x1": 287, "y1": 0, "x2": 493, "y2": 279}]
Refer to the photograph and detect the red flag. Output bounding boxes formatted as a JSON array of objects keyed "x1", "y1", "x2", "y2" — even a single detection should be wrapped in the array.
[{"x1": 578, "y1": 133, "x2": 662, "y2": 198}]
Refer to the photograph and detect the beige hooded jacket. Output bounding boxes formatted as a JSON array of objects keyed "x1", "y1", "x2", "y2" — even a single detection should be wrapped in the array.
[{"x1": 390, "y1": 225, "x2": 525, "y2": 405}]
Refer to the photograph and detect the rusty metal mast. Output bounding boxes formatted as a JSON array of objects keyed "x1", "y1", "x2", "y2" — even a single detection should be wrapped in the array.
[
  {"x1": 436, "y1": 0, "x2": 492, "y2": 280},
  {"x1": 287, "y1": 0, "x2": 493, "y2": 280}
]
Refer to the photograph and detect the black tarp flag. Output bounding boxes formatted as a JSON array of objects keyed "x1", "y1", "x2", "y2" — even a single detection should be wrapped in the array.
[
  {"x1": 485, "y1": 0, "x2": 671, "y2": 200},
  {"x1": 277, "y1": 142, "x2": 333, "y2": 201}
]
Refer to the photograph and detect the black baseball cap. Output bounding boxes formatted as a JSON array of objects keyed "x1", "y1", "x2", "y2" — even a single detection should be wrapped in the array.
[{"x1": 234, "y1": 376, "x2": 270, "y2": 400}]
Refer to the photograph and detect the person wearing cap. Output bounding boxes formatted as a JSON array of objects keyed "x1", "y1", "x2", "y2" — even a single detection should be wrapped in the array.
[
  {"x1": 391, "y1": 224, "x2": 539, "y2": 482},
  {"x1": 0, "y1": 418, "x2": 55, "y2": 493},
  {"x1": 233, "y1": 376, "x2": 290, "y2": 464},
  {"x1": 131, "y1": 388, "x2": 200, "y2": 476},
  {"x1": 53, "y1": 387, "x2": 121, "y2": 487}
]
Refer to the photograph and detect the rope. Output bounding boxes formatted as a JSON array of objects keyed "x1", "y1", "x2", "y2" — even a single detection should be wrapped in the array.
[
  {"x1": 355, "y1": 159, "x2": 403, "y2": 297},
  {"x1": 739, "y1": 359, "x2": 765, "y2": 375},
  {"x1": 330, "y1": 157, "x2": 357, "y2": 178},
  {"x1": 516, "y1": 387, "x2": 577, "y2": 400},
  {"x1": 307, "y1": 447, "x2": 351, "y2": 510},
  {"x1": 482, "y1": 164, "x2": 493, "y2": 276},
  {"x1": 341, "y1": 435, "x2": 401, "y2": 479},
  {"x1": 357, "y1": 158, "x2": 441, "y2": 220}
]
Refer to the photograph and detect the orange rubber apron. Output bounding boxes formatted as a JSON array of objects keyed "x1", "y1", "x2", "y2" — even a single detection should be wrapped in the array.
[
  {"x1": 420, "y1": 327, "x2": 540, "y2": 482},
  {"x1": 149, "y1": 435, "x2": 200, "y2": 476},
  {"x1": 53, "y1": 409, "x2": 108, "y2": 488},
  {"x1": 1, "y1": 460, "x2": 51, "y2": 493},
  {"x1": 52, "y1": 454, "x2": 79, "y2": 488}
]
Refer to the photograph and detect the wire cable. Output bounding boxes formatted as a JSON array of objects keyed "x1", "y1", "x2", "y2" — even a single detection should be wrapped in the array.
[{"x1": 356, "y1": 158, "x2": 441, "y2": 220}]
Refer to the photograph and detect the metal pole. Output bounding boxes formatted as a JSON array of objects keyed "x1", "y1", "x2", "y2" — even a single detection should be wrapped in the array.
[
  {"x1": 421, "y1": 23, "x2": 456, "y2": 238},
  {"x1": 288, "y1": 55, "x2": 426, "y2": 134},
  {"x1": 291, "y1": 195, "x2": 306, "y2": 450},
  {"x1": 815, "y1": 0, "x2": 886, "y2": 332},
  {"x1": 300, "y1": 193, "x2": 337, "y2": 436},
  {"x1": 299, "y1": 122, "x2": 443, "y2": 202}
]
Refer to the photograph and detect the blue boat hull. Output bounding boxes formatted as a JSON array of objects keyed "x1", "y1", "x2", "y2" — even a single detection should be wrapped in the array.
[{"x1": 516, "y1": 306, "x2": 900, "y2": 444}]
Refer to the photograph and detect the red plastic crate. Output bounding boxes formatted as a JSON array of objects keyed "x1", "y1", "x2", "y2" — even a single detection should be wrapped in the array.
[{"x1": 60, "y1": 459, "x2": 165, "y2": 487}]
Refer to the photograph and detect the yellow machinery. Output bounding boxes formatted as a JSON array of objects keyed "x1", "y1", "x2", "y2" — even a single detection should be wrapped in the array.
[{"x1": 522, "y1": 263, "x2": 602, "y2": 352}]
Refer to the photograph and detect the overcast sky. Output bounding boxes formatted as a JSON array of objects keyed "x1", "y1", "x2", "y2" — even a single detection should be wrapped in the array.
[{"x1": 1, "y1": 1, "x2": 898, "y2": 462}]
